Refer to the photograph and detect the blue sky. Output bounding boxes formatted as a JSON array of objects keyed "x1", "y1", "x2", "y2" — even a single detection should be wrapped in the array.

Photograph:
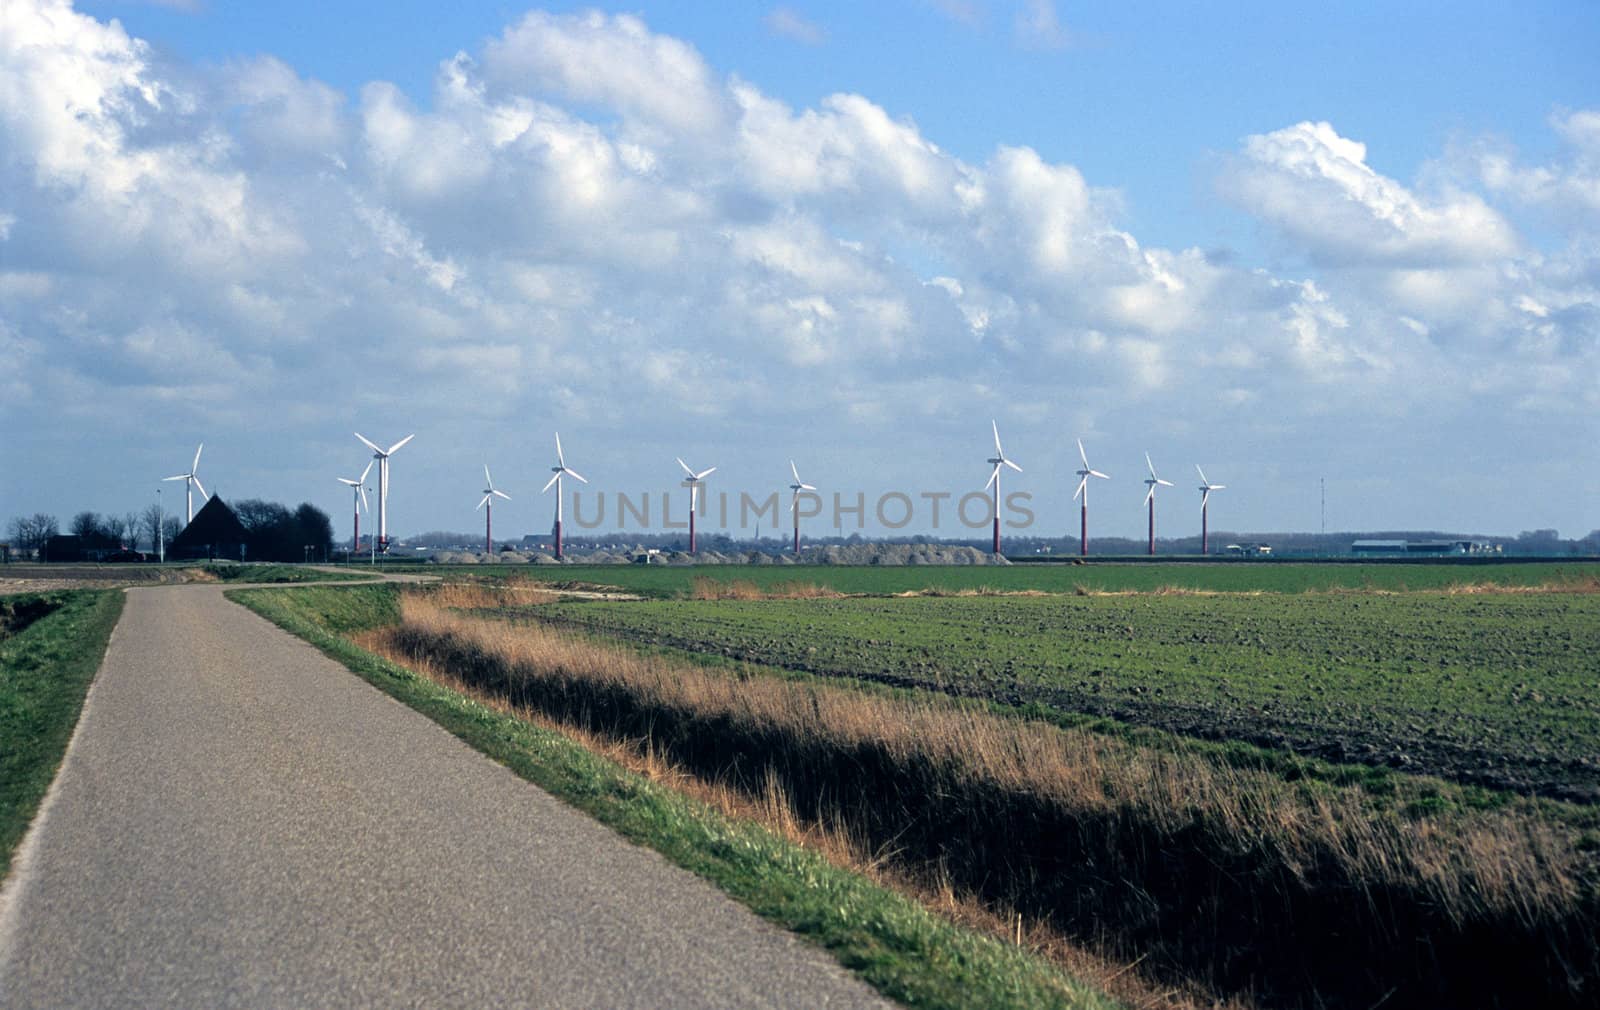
[{"x1": 4, "y1": 0, "x2": 1598, "y2": 545}]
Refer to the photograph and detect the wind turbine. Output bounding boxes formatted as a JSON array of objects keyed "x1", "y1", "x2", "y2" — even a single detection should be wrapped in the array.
[
  {"x1": 337, "y1": 460, "x2": 373, "y2": 556},
  {"x1": 984, "y1": 421, "x2": 1022, "y2": 555},
  {"x1": 1073, "y1": 439, "x2": 1110, "y2": 557},
  {"x1": 788, "y1": 460, "x2": 816, "y2": 554},
  {"x1": 1142, "y1": 453, "x2": 1175, "y2": 556},
  {"x1": 676, "y1": 457, "x2": 716, "y2": 554},
  {"x1": 355, "y1": 432, "x2": 414, "y2": 553},
  {"x1": 477, "y1": 466, "x2": 511, "y2": 555},
  {"x1": 1197, "y1": 465, "x2": 1226, "y2": 555},
  {"x1": 163, "y1": 443, "x2": 207, "y2": 526},
  {"x1": 542, "y1": 433, "x2": 588, "y2": 560}
]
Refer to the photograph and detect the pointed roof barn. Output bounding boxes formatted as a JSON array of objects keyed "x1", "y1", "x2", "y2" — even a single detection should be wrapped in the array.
[{"x1": 169, "y1": 495, "x2": 250, "y2": 561}]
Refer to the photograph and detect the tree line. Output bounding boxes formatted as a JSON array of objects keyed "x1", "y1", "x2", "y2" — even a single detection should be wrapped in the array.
[{"x1": 6, "y1": 500, "x2": 334, "y2": 563}]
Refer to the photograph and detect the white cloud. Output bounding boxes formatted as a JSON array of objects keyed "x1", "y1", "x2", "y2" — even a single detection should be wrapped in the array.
[
  {"x1": 765, "y1": 8, "x2": 826, "y2": 46},
  {"x1": 1013, "y1": 0, "x2": 1069, "y2": 51},
  {"x1": 1475, "y1": 108, "x2": 1600, "y2": 226}
]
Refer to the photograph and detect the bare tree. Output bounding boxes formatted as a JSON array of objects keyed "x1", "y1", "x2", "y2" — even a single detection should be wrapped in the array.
[
  {"x1": 7, "y1": 514, "x2": 59, "y2": 552},
  {"x1": 103, "y1": 514, "x2": 127, "y2": 545},
  {"x1": 70, "y1": 511, "x2": 104, "y2": 538},
  {"x1": 123, "y1": 511, "x2": 142, "y2": 549},
  {"x1": 141, "y1": 504, "x2": 164, "y2": 553}
]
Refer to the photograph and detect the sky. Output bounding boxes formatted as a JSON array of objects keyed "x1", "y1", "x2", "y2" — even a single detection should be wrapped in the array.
[{"x1": 3, "y1": 0, "x2": 1598, "y2": 546}]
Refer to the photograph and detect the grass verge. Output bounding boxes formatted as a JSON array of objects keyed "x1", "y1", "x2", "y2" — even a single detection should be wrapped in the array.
[
  {"x1": 228, "y1": 583, "x2": 1121, "y2": 1010},
  {"x1": 0, "y1": 589, "x2": 125, "y2": 879}
]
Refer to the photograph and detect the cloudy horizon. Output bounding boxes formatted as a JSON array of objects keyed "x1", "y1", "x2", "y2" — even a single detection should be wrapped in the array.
[{"x1": 3, "y1": 1, "x2": 1596, "y2": 545}]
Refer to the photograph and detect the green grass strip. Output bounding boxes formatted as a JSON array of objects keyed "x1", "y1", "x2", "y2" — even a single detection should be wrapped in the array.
[
  {"x1": 229, "y1": 584, "x2": 1122, "y2": 1010},
  {"x1": 0, "y1": 590, "x2": 125, "y2": 878}
]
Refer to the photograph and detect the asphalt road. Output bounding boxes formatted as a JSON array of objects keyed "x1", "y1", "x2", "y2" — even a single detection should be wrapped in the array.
[{"x1": 0, "y1": 584, "x2": 892, "y2": 1008}]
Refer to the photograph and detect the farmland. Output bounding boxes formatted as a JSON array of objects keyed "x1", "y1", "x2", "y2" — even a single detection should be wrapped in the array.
[
  {"x1": 484, "y1": 558, "x2": 1598, "y2": 598},
  {"x1": 525, "y1": 582, "x2": 1600, "y2": 800}
]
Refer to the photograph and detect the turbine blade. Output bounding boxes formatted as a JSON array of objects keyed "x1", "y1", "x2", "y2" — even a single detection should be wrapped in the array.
[
  {"x1": 565, "y1": 468, "x2": 588, "y2": 484},
  {"x1": 494, "y1": 490, "x2": 511, "y2": 501},
  {"x1": 1158, "y1": 478, "x2": 1174, "y2": 487},
  {"x1": 555, "y1": 431, "x2": 565, "y2": 467},
  {"x1": 799, "y1": 482, "x2": 816, "y2": 491},
  {"x1": 193, "y1": 443, "x2": 203, "y2": 472},
  {"x1": 1005, "y1": 459, "x2": 1023, "y2": 473},
  {"x1": 355, "y1": 432, "x2": 382, "y2": 454},
  {"x1": 985, "y1": 464, "x2": 1000, "y2": 491},
  {"x1": 790, "y1": 459, "x2": 802, "y2": 484},
  {"x1": 477, "y1": 494, "x2": 491, "y2": 509},
  {"x1": 1213, "y1": 484, "x2": 1226, "y2": 491},
  {"x1": 338, "y1": 478, "x2": 358, "y2": 487},
  {"x1": 696, "y1": 466, "x2": 716, "y2": 479},
  {"x1": 358, "y1": 486, "x2": 369, "y2": 512},
  {"x1": 541, "y1": 472, "x2": 561, "y2": 493},
  {"x1": 191, "y1": 475, "x2": 208, "y2": 499},
  {"x1": 1077, "y1": 438, "x2": 1089, "y2": 467},
  {"x1": 484, "y1": 465, "x2": 493, "y2": 488},
  {"x1": 360, "y1": 460, "x2": 374, "y2": 483},
  {"x1": 1146, "y1": 452, "x2": 1156, "y2": 479},
  {"x1": 1196, "y1": 464, "x2": 1209, "y2": 485},
  {"x1": 1201, "y1": 489, "x2": 1211, "y2": 509},
  {"x1": 163, "y1": 474, "x2": 188, "y2": 482},
  {"x1": 992, "y1": 419, "x2": 1003, "y2": 455},
  {"x1": 677, "y1": 457, "x2": 695, "y2": 477},
  {"x1": 1074, "y1": 477, "x2": 1088, "y2": 500},
  {"x1": 386, "y1": 433, "x2": 415, "y2": 455},
  {"x1": 1090, "y1": 469, "x2": 1109, "y2": 480},
  {"x1": 1144, "y1": 486, "x2": 1155, "y2": 504}
]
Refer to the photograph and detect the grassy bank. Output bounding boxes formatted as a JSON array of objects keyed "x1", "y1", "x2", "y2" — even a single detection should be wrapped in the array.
[
  {"x1": 370, "y1": 582, "x2": 1599, "y2": 1010},
  {"x1": 0, "y1": 590, "x2": 125, "y2": 878},
  {"x1": 228, "y1": 583, "x2": 1121, "y2": 1010}
]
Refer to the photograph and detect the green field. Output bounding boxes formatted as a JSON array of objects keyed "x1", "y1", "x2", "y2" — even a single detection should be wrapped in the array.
[
  {"x1": 529, "y1": 586, "x2": 1600, "y2": 799},
  {"x1": 475, "y1": 559, "x2": 1598, "y2": 598}
]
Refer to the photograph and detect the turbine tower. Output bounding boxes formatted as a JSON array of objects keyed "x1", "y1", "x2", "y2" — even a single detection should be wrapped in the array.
[
  {"x1": 541, "y1": 433, "x2": 587, "y2": 560},
  {"x1": 355, "y1": 432, "x2": 414, "y2": 553},
  {"x1": 676, "y1": 457, "x2": 716, "y2": 555},
  {"x1": 984, "y1": 421, "x2": 1022, "y2": 555},
  {"x1": 1197, "y1": 465, "x2": 1226, "y2": 555},
  {"x1": 477, "y1": 466, "x2": 511, "y2": 555},
  {"x1": 1142, "y1": 453, "x2": 1174, "y2": 556},
  {"x1": 788, "y1": 460, "x2": 816, "y2": 554},
  {"x1": 1073, "y1": 439, "x2": 1110, "y2": 557},
  {"x1": 337, "y1": 460, "x2": 373, "y2": 556},
  {"x1": 162, "y1": 443, "x2": 207, "y2": 526}
]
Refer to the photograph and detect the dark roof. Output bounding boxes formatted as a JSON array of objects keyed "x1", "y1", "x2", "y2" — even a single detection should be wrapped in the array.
[{"x1": 170, "y1": 495, "x2": 249, "y2": 557}]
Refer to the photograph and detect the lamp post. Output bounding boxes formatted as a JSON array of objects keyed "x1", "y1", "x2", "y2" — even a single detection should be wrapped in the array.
[{"x1": 157, "y1": 488, "x2": 165, "y2": 563}]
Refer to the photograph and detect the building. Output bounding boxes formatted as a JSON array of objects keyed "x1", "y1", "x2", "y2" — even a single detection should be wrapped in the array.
[
  {"x1": 169, "y1": 496, "x2": 250, "y2": 561},
  {"x1": 1351, "y1": 539, "x2": 1498, "y2": 556}
]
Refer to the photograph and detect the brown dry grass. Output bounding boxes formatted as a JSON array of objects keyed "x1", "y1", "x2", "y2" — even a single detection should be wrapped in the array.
[
  {"x1": 689, "y1": 576, "x2": 844, "y2": 600},
  {"x1": 364, "y1": 590, "x2": 1599, "y2": 1009}
]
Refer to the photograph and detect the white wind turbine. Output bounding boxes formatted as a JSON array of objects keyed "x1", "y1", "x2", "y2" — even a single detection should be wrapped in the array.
[
  {"x1": 355, "y1": 432, "x2": 414, "y2": 553},
  {"x1": 1073, "y1": 439, "x2": 1110, "y2": 557},
  {"x1": 676, "y1": 457, "x2": 716, "y2": 555},
  {"x1": 337, "y1": 460, "x2": 373, "y2": 556},
  {"x1": 788, "y1": 460, "x2": 817, "y2": 554},
  {"x1": 984, "y1": 421, "x2": 1022, "y2": 555},
  {"x1": 542, "y1": 433, "x2": 588, "y2": 561},
  {"x1": 163, "y1": 443, "x2": 207, "y2": 526},
  {"x1": 1142, "y1": 453, "x2": 1175, "y2": 556},
  {"x1": 477, "y1": 466, "x2": 511, "y2": 555},
  {"x1": 1197, "y1": 465, "x2": 1227, "y2": 555}
]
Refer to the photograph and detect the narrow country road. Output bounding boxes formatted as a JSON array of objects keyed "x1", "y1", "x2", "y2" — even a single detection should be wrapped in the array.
[{"x1": 0, "y1": 584, "x2": 892, "y2": 1008}]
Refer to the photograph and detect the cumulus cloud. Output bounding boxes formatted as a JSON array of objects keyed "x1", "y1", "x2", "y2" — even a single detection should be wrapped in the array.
[
  {"x1": 1, "y1": 0, "x2": 1594, "y2": 537},
  {"x1": 1475, "y1": 108, "x2": 1600, "y2": 225},
  {"x1": 764, "y1": 8, "x2": 826, "y2": 46},
  {"x1": 1220, "y1": 121, "x2": 1518, "y2": 268}
]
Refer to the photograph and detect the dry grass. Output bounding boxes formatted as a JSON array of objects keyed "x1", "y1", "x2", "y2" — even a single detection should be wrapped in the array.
[
  {"x1": 364, "y1": 590, "x2": 1599, "y2": 1009},
  {"x1": 689, "y1": 577, "x2": 845, "y2": 600}
]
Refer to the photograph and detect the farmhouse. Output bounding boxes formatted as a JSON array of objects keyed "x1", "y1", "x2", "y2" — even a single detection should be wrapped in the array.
[
  {"x1": 169, "y1": 496, "x2": 250, "y2": 561},
  {"x1": 1351, "y1": 539, "x2": 1498, "y2": 556}
]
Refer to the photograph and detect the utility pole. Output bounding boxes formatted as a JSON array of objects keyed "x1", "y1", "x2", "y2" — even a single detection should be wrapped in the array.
[{"x1": 157, "y1": 488, "x2": 165, "y2": 563}]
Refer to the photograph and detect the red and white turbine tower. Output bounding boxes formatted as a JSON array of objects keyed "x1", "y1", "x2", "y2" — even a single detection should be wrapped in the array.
[
  {"x1": 1073, "y1": 439, "x2": 1110, "y2": 557},
  {"x1": 1142, "y1": 453, "x2": 1174, "y2": 556},
  {"x1": 476, "y1": 466, "x2": 511, "y2": 555},
  {"x1": 1196, "y1": 465, "x2": 1226, "y2": 555},
  {"x1": 677, "y1": 457, "x2": 716, "y2": 554},
  {"x1": 788, "y1": 460, "x2": 816, "y2": 554},
  {"x1": 337, "y1": 460, "x2": 372, "y2": 556},
  {"x1": 541, "y1": 433, "x2": 587, "y2": 561},
  {"x1": 984, "y1": 421, "x2": 1022, "y2": 555}
]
